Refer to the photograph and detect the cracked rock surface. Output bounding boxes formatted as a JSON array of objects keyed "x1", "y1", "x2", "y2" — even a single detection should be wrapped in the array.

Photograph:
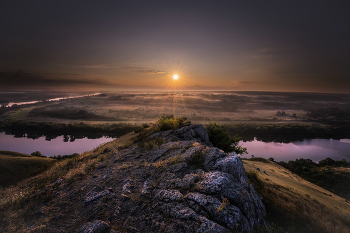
[{"x1": 2, "y1": 124, "x2": 267, "y2": 233}]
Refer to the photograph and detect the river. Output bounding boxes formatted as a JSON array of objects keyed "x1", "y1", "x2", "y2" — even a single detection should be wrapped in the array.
[
  {"x1": 0, "y1": 132, "x2": 114, "y2": 157},
  {"x1": 6, "y1": 93, "x2": 101, "y2": 107},
  {"x1": 240, "y1": 138, "x2": 350, "y2": 162},
  {"x1": 1, "y1": 132, "x2": 350, "y2": 161}
]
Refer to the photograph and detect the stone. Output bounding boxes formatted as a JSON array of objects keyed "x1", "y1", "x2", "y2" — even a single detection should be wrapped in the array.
[
  {"x1": 175, "y1": 124, "x2": 213, "y2": 146},
  {"x1": 122, "y1": 178, "x2": 133, "y2": 194},
  {"x1": 174, "y1": 174, "x2": 198, "y2": 188},
  {"x1": 141, "y1": 180, "x2": 153, "y2": 196},
  {"x1": 76, "y1": 220, "x2": 110, "y2": 233},
  {"x1": 197, "y1": 216, "x2": 230, "y2": 233},
  {"x1": 85, "y1": 190, "x2": 111, "y2": 203},
  {"x1": 154, "y1": 189, "x2": 184, "y2": 202},
  {"x1": 212, "y1": 153, "x2": 248, "y2": 186}
]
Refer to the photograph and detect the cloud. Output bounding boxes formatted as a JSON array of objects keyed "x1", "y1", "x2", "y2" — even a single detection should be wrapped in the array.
[
  {"x1": 62, "y1": 73, "x2": 80, "y2": 76},
  {"x1": 251, "y1": 48, "x2": 275, "y2": 59},
  {"x1": 59, "y1": 64, "x2": 119, "y2": 69},
  {"x1": 123, "y1": 66, "x2": 166, "y2": 74},
  {"x1": 182, "y1": 85, "x2": 238, "y2": 90},
  {"x1": 0, "y1": 70, "x2": 113, "y2": 90},
  {"x1": 237, "y1": 80, "x2": 257, "y2": 85},
  {"x1": 75, "y1": 65, "x2": 116, "y2": 69}
]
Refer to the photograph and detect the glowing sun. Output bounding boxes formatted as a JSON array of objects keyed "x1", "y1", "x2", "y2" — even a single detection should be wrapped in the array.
[{"x1": 173, "y1": 74, "x2": 178, "y2": 80}]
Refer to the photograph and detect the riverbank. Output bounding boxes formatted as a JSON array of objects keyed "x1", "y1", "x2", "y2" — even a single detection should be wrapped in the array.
[{"x1": 0, "y1": 121, "x2": 138, "y2": 139}]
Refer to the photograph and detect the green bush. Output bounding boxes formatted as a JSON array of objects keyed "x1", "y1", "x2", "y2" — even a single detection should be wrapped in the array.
[
  {"x1": 157, "y1": 115, "x2": 188, "y2": 131},
  {"x1": 206, "y1": 122, "x2": 247, "y2": 154},
  {"x1": 134, "y1": 115, "x2": 189, "y2": 145}
]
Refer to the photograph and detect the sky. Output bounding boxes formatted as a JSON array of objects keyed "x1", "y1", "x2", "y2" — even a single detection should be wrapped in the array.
[{"x1": 1, "y1": 1, "x2": 349, "y2": 93}]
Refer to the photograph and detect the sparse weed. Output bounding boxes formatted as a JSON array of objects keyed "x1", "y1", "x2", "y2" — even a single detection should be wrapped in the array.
[
  {"x1": 137, "y1": 137, "x2": 166, "y2": 151},
  {"x1": 216, "y1": 197, "x2": 230, "y2": 213},
  {"x1": 85, "y1": 163, "x2": 96, "y2": 173},
  {"x1": 120, "y1": 163, "x2": 132, "y2": 169},
  {"x1": 168, "y1": 154, "x2": 184, "y2": 165},
  {"x1": 89, "y1": 153, "x2": 98, "y2": 159},
  {"x1": 37, "y1": 224, "x2": 46, "y2": 232},
  {"x1": 188, "y1": 151, "x2": 205, "y2": 168},
  {"x1": 65, "y1": 167, "x2": 86, "y2": 183},
  {"x1": 98, "y1": 154, "x2": 108, "y2": 162}
]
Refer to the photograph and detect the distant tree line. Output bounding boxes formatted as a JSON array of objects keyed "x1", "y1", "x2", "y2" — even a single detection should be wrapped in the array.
[
  {"x1": 28, "y1": 108, "x2": 117, "y2": 121},
  {"x1": 0, "y1": 121, "x2": 138, "y2": 141},
  {"x1": 224, "y1": 123, "x2": 350, "y2": 143},
  {"x1": 305, "y1": 107, "x2": 350, "y2": 126}
]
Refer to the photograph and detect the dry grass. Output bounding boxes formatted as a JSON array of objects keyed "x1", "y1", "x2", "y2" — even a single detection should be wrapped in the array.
[
  {"x1": 0, "y1": 152, "x2": 55, "y2": 187},
  {"x1": 243, "y1": 159, "x2": 350, "y2": 233},
  {"x1": 0, "y1": 131, "x2": 134, "y2": 208},
  {"x1": 152, "y1": 153, "x2": 184, "y2": 171},
  {"x1": 0, "y1": 131, "x2": 141, "y2": 232}
]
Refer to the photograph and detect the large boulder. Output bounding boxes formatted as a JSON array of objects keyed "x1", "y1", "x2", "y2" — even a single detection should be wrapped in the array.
[{"x1": 148, "y1": 124, "x2": 267, "y2": 232}]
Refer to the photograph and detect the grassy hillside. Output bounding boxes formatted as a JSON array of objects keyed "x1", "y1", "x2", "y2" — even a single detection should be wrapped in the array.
[
  {"x1": 0, "y1": 131, "x2": 136, "y2": 232},
  {"x1": 276, "y1": 158, "x2": 350, "y2": 201},
  {"x1": 0, "y1": 151, "x2": 56, "y2": 187},
  {"x1": 243, "y1": 158, "x2": 350, "y2": 233}
]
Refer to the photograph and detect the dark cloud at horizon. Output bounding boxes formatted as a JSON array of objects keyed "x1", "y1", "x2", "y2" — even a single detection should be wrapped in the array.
[
  {"x1": 0, "y1": 1, "x2": 349, "y2": 93},
  {"x1": 0, "y1": 70, "x2": 113, "y2": 90}
]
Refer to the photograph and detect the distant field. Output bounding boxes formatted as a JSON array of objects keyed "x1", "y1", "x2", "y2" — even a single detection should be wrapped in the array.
[
  {"x1": 2, "y1": 91, "x2": 349, "y2": 126},
  {"x1": 2, "y1": 106, "x2": 39, "y2": 122},
  {"x1": 0, "y1": 151, "x2": 55, "y2": 187},
  {"x1": 243, "y1": 158, "x2": 350, "y2": 233},
  {"x1": 1, "y1": 91, "x2": 350, "y2": 144}
]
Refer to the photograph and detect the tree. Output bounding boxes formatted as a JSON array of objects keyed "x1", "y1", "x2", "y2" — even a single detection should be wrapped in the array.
[{"x1": 31, "y1": 151, "x2": 44, "y2": 157}]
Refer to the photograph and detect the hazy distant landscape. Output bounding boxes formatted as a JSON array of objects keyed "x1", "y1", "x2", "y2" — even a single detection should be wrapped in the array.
[
  {"x1": 2, "y1": 90, "x2": 350, "y2": 139},
  {"x1": 2, "y1": 90, "x2": 350, "y2": 160},
  {"x1": 2, "y1": 91, "x2": 350, "y2": 124}
]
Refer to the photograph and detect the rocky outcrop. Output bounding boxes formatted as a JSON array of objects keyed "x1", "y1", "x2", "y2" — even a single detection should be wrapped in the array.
[
  {"x1": 5, "y1": 124, "x2": 267, "y2": 233},
  {"x1": 139, "y1": 124, "x2": 267, "y2": 232}
]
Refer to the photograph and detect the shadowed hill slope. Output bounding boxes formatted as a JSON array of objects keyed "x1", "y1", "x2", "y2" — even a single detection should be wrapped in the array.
[
  {"x1": 243, "y1": 158, "x2": 350, "y2": 233},
  {"x1": 0, "y1": 151, "x2": 55, "y2": 187}
]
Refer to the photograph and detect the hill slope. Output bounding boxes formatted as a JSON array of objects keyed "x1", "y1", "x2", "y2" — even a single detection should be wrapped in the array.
[
  {"x1": 243, "y1": 158, "x2": 350, "y2": 232},
  {"x1": 0, "y1": 151, "x2": 55, "y2": 187}
]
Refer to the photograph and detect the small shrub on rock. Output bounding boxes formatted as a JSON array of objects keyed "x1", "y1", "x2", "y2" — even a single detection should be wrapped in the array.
[
  {"x1": 134, "y1": 115, "x2": 190, "y2": 144},
  {"x1": 157, "y1": 115, "x2": 189, "y2": 131},
  {"x1": 206, "y1": 122, "x2": 247, "y2": 154},
  {"x1": 188, "y1": 151, "x2": 205, "y2": 168}
]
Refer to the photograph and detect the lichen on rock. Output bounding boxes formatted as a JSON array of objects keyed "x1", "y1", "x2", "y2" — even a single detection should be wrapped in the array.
[{"x1": 6, "y1": 123, "x2": 267, "y2": 233}]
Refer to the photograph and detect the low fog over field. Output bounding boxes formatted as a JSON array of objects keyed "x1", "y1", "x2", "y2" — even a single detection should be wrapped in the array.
[{"x1": 2, "y1": 91, "x2": 349, "y2": 125}]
